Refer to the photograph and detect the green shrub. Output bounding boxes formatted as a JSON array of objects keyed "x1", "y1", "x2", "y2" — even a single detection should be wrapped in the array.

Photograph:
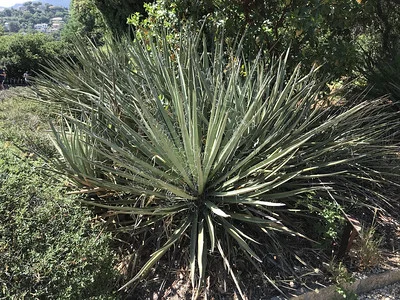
[
  {"x1": 0, "y1": 33, "x2": 68, "y2": 79},
  {"x1": 34, "y1": 28, "x2": 400, "y2": 298},
  {"x1": 0, "y1": 143, "x2": 119, "y2": 299}
]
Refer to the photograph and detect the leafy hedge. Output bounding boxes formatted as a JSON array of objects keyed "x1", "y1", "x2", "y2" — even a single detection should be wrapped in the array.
[{"x1": 0, "y1": 33, "x2": 68, "y2": 79}]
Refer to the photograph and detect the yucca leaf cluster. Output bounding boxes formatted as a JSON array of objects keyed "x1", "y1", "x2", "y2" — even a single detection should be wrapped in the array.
[{"x1": 34, "y1": 29, "x2": 399, "y2": 297}]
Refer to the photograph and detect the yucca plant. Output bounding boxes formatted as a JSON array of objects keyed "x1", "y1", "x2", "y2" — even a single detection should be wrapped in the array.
[
  {"x1": 360, "y1": 50, "x2": 400, "y2": 109},
  {"x1": 33, "y1": 28, "x2": 399, "y2": 298}
]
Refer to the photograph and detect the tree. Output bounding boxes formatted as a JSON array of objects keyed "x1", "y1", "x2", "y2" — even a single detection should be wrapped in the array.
[
  {"x1": 8, "y1": 21, "x2": 20, "y2": 33},
  {"x1": 367, "y1": 0, "x2": 400, "y2": 58},
  {"x1": 3, "y1": 9, "x2": 12, "y2": 17},
  {"x1": 92, "y1": 0, "x2": 149, "y2": 36},
  {"x1": 62, "y1": 0, "x2": 106, "y2": 43},
  {"x1": 128, "y1": 0, "x2": 400, "y2": 80}
]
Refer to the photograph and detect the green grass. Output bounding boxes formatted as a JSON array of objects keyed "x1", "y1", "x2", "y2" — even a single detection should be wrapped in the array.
[
  {"x1": 0, "y1": 87, "x2": 57, "y2": 157},
  {"x1": 0, "y1": 89, "x2": 120, "y2": 299}
]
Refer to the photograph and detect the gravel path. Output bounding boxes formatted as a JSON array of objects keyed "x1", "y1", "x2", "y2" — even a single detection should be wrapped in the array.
[{"x1": 358, "y1": 281, "x2": 400, "y2": 299}]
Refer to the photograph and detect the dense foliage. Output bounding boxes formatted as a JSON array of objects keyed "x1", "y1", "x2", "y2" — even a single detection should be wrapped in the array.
[
  {"x1": 34, "y1": 28, "x2": 400, "y2": 297},
  {"x1": 62, "y1": 0, "x2": 106, "y2": 43},
  {"x1": 358, "y1": 0, "x2": 400, "y2": 106},
  {"x1": 92, "y1": 0, "x2": 148, "y2": 36},
  {"x1": 127, "y1": 0, "x2": 400, "y2": 81},
  {"x1": 66, "y1": 0, "x2": 399, "y2": 83},
  {"x1": 0, "y1": 1, "x2": 68, "y2": 34},
  {"x1": 0, "y1": 33, "x2": 67, "y2": 79},
  {"x1": 0, "y1": 91, "x2": 119, "y2": 299}
]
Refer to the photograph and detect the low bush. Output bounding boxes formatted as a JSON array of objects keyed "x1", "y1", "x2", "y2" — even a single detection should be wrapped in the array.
[
  {"x1": 0, "y1": 143, "x2": 120, "y2": 299},
  {"x1": 0, "y1": 90, "x2": 120, "y2": 299}
]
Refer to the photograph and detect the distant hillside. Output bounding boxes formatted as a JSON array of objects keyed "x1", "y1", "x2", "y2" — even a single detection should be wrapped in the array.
[
  {"x1": 0, "y1": 1, "x2": 69, "y2": 33},
  {"x1": 9, "y1": 1, "x2": 70, "y2": 9}
]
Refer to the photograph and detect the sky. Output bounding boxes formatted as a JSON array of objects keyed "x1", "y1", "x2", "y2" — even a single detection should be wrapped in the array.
[
  {"x1": 0, "y1": 1, "x2": 30, "y2": 7},
  {"x1": 0, "y1": 0, "x2": 48, "y2": 7},
  {"x1": 0, "y1": 0, "x2": 70, "y2": 8}
]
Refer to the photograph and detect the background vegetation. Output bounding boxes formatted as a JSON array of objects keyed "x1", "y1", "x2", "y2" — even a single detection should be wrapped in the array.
[
  {"x1": 0, "y1": 1, "x2": 70, "y2": 79},
  {"x1": 0, "y1": 33, "x2": 67, "y2": 79},
  {"x1": 126, "y1": 0, "x2": 400, "y2": 81}
]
